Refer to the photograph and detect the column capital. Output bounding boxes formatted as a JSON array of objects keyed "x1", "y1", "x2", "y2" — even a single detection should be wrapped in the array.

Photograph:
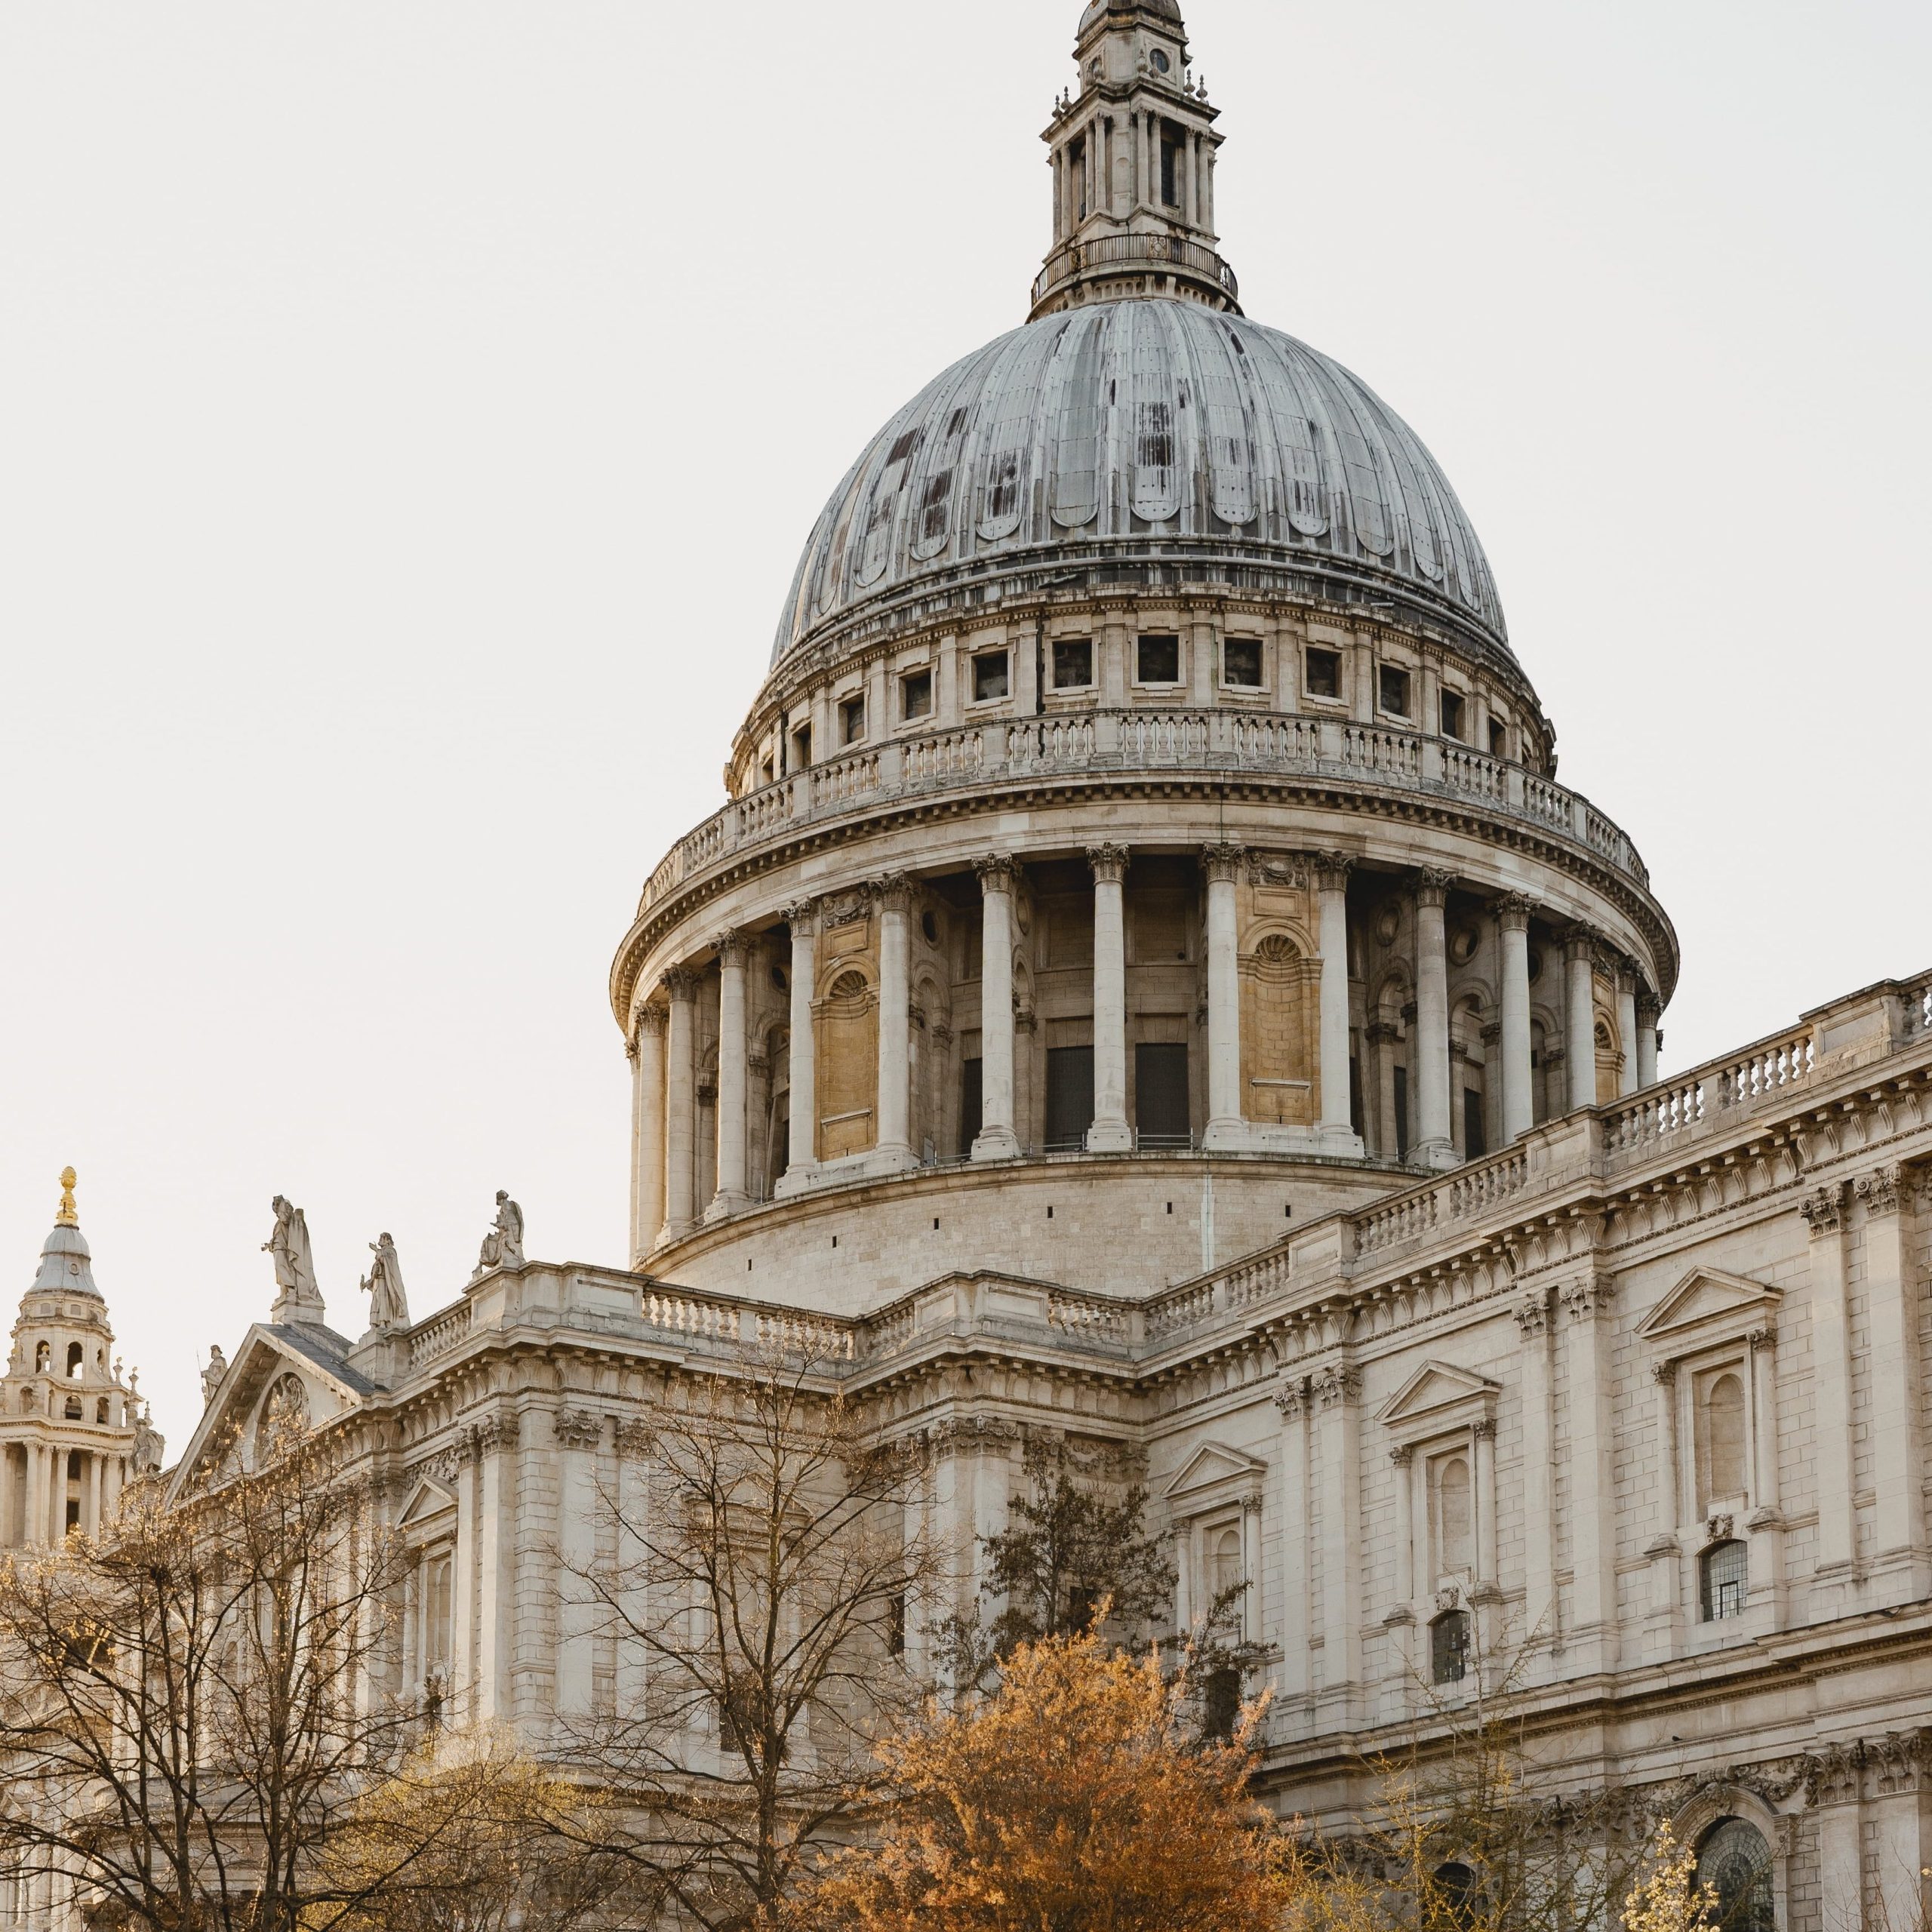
[
  {"x1": 1199, "y1": 841, "x2": 1246, "y2": 883},
  {"x1": 1311, "y1": 1364, "x2": 1362, "y2": 1411},
  {"x1": 871, "y1": 872, "x2": 914, "y2": 913},
  {"x1": 1414, "y1": 866, "x2": 1455, "y2": 909},
  {"x1": 1364, "y1": 1020, "x2": 1399, "y2": 1045},
  {"x1": 1272, "y1": 1377, "x2": 1308, "y2": 1420},
  {"x1": 714, "y1": 927, "x2": 753, "y2": 964},
  {"x1": 784, "y1": 898, "x2": 819, "y2": 937},
  {"x1": 974, "y1": 852, "x2": 1019, "y2": 893},
  {"x1": 1560, "y1": 1272, "x2": 1617, "y2": 1324},
  {"x1": 1801, "y1": 1181, "x2": 1846, "y2": 1232},
  {"x1": 661, "y1": 965, "x2": 701, "y2": 1001},
  {"x1": 1312, "y1": 851, "x2": 1356, "y2": 888},
  {"x1": 1513, "y1": 1289, "x2": 1552, "y2": 1338},
  {"x1": 1560, "y1": 922, "x2": 1601, "y2": 961},
  {"x1": 1493, "y1": 892, "x2": 1535, "y2": 933},
  {"x1": 1471, "y1": 1415, "x2": 1499, "y2": 1442},
  {"x1": 1854, "y1": 1163, "x2": 1918, "y2": 1217},
  {"x1": 1635, "y1": 990, "x2": 1663, "y2": 1026},
  {"x1": 1389, "y1": 1442, "x2": 1415, "y2": 1467},
  {"x1": 631, "y1": 1001, "x2": 669, "y2": 1040},
  {"x1": 1654, "y1": 1358, "x2": 1679, "y2": 1387},
  {"x1": 1746, "y1": 1323, "x2": 1779, "y2": 1354},
  {"x1": 1085, "y1": 843, "x2": 1130, "y2": 884}
]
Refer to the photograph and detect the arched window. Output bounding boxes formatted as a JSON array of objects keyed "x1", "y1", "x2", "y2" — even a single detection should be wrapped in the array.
[
  {"x1": 34, "y1": 1343, "x2": 50, "y2": 1375},
  {"x1": 1695, "y1": 1818, "x2": 1774, "y2": 1932},
  {"x1": 1433, "y1": 1863, "x2": 1479, "y2": 1929},
  {"x1": 1202, "y1": 1666, "x2": 1241, "y2": 1743},
  {"x1": 1700, "y1": 1540, "x2": 1749, "y2": 1622},
  {"x1": 66, "y1": 1343, "x2": 85, "y2": 1380},
  {"x1": 1210, "y1": 1525, "x2": 1244, "y2": 1604},
  {"x1": 64, "y1": 1397, "x2": 83, "y2": 1421},
  {"x1": 1436, "y1": 1454, "x2": 1473, "y2": 1574},
  {"x1": 1699, "y1": 1371, "x2": 1746, "y2": 1507},
  {"x1": 96, "y1": 1398, "x2": 109, "y2": 1424},
  {"x1": 1430, "y1": 1609, "x2": 1470, "y2": 1684}
]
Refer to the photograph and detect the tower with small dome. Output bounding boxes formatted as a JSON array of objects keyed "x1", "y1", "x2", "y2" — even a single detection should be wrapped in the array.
[{"x1": 0, "y1": 1171, "x2": 157, "y2": 1546}]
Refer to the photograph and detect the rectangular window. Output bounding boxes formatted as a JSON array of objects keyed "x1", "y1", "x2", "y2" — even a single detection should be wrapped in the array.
[
  {"x1": 789, "y1": 723, "x2": 812, "y2": 769},
  {"x1": 1135, "y1": 1041, "x2": 1190, "y2": 1146},
  {"x1": 1160, "y1": 126, "x2": 1182, "y2": 208},
  {"x1": 1305, "y1": 646, "x2": 1342, "y2": 700},
  {"x1": 901, "y1": 669, "x2": 933, "y2": 721},
  {"x1": 1393, "y1": 1064, "x2": 1411, "y2": 1161},
  {"x1": 1052, "y1": 637, "x2": 1094, "y2": 688},
  {"x1": 1069, "y1": 136, "x2": 1088, "y2": 221},
  {"x1": 1488, "y1": 717, "x2": 1507, "y2": 758},
  {"x1": 1440, "y1": 689, "x2": 1466, "y2": 741},
  {"x1": 1378, "y1": 664, "x2": 1412, "y2": 718},
  {"x1": 1045, "y1": 1045, "x2": 1095, "y2": 1151},
  {"x1": 839, "y1": 694, "x2": 866, "y2": 745},
  {"x1": 1137, "y1": 633, "x2": 1181, "y2": 685},
  {"x1": 1222, "y1": 638, "x2": 1263, "y2": 688},
  {"x1": 959, "y1": 1057, "x2": 983, "y2": 1155},
  {"x1": 887, "y1": 1591, "x2": 907, "y2": 1657},
  {"x1": 1463, "y1": 1086, "x2": 1487, "y2": 1160},
  {"x1": 972, "y1": 649, "x2": 1010, "y2": 703}
]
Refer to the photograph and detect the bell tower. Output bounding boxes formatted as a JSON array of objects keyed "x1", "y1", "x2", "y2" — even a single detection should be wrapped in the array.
[{"x1": 1031, "y1": 0, "x2": 1240, "y2": 320}]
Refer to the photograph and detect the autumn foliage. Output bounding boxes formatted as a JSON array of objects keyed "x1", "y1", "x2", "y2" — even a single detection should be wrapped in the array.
[{"x1": 790, "y1": 1626, "x2": 1294, "y2": 1932}]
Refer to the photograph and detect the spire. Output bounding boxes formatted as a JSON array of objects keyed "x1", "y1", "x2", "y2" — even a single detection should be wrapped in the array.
[
  {"x1": 55, "y1": 1167, "x2": 78, "y2": 1228},
  {"x1": 1032, "y1": 0, "x2": 1240, "y2": 321},
  {"x1": 33, "y1": 1168, "x2": 100, "y2": 1297}
]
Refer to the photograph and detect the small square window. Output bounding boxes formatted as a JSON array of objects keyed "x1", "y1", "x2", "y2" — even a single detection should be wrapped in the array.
[
  {"x1": 972, "y1": 649, "x2": 1010, "y2": 703},
  {"x1": 839, "y1": 695, "x2": 866, "y2": 745},
  {"x1": 1488, "y1": 717, "x2": 1507, "y2": 758},
  {"x1": 789, "y1": 724, "x2": 812, "y2": 769},
  {"x1": 1223, "y1": 638, "x2": 1263, "y2": 689},
  {"x1": 1305, "y1": 647, "x2": 1341, "y2": 700},
  {"x1": 1378, "y1": 664, "x2": 1411, "y2": 718},
  {"x1": 1137, "y1": 634, "x2": 1180, "y2": 685},
  {"x1": 1051, "y1": 638, "x2": 1094, "y2": 689},
  {"x1": 1439, "y1": 689, "x2": 1465, "y2": 741},
  {"x1": 901, "y1": 669, "x2": 933, "y2": 721}
]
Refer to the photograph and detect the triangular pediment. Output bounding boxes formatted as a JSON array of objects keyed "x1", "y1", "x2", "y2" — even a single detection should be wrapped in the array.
[
  {"x1": 1638, "y1": 1268, "x2": 1780, "y2": 1342},
  {"x1": 1376, "y1": 1361, "x2": 1500, "y2": 1428},
  {"x1": 400, "y1": 1475, "x2": 458, "y2": 1527},
  {"x1": 1164, "y1": 1440, "x2": 1266, "y2": 1500}
]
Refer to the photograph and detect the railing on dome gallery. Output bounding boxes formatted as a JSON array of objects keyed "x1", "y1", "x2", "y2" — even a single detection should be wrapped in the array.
[
  {"x1": 1030, "y1": 232, "x2": 1240, "y2": 309},
  {"x1": 637, "y1": 707, "x2": 1651, "y2": 915}
]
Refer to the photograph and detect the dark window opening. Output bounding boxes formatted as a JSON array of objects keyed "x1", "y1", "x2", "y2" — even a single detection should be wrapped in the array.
[
  {"x1": 921, "y1": 910, "x2": 939, "y2": 943},
  {"x1": 1223, "y1": 638, "x2": 1263, "y2": 688},
  {"x1": 1159, "y1": 126, "x2": 1182, "y2": 207},
  {"x1": 64, "y1": 1398, "x2": 82, "y2": 1421},
  {"x1": 839, "y1": 695, "x2": 866, "y2": 745},
  {"x1": 66, "y1": 1451, "x2": 82, "y2": 1479},
  {"x1": 1052, "y1": 638, "x2": 1094, "y2": 688},
  {"x1": 1431, "y1": 1609, "x2": 1470, "y2": 1684},
  {"x1": 1434, "y1": 1863, "x2": 1480, "y2": 1930},
  {"x1": 1137, "y1": 633, "x2": 1180, "y2": 685},
  {"x1": 1700, "y1": 1540, "x2": 1748, "y2": 1622},
  {"x1": 972, "y1": 650, "x2": 1010, "y2": 703},
  {"x1": 771, "y1": 964, "x2": 788, "y2": 992},
  {"x1": 1349, "y1": 1054, "x2": 1365, "y2": 1137},
  {"x1": 1202, "y1": 1667, "x2": 1241, "y2": 1742},
  {"x1": 1463, "y1": 1087, "x2": 1487, "y2": 1160},
  {"x1": 1393, "y1": 1065, "x2": 1411, "y2": 1161},
  {"x1": 1696, "y1": 1820, "x2": 1776, "y2": 1932},
  {"x1": 1305, "y1": 646, "x2": 1341, "y2": 699},
  {"x1": 960, "y1": 1057, "x2": 984, "y2": 1155},
  {"x1": 886, "y1": 1592, "x2": 906, "y2": 1658},
  {"x1": 1069, "y1": 136, "x2": 1088, "y2": 220},
  {"x1": 1378, "y1": 664, "x2": 1412, "y2": 718},
  {"x1": 1067, "y1": 1585, "x2": 1100, "y2": 1634},
  {"x1": 96, "y1": 1398, "x2": 108, "y2": 1423},
  {"x1": 1135, "y1": 1042, "x2": 1190, "y2": 1146},
  {"x1": 1440, "y1": 689, "x2": 1466, "y2": 740},
  {"x1": 66, "y1": 1500, "x2": 82, "y2": 1535},
  {"x1": 1488, "y1": 718, "x2": 1507, "y2": 758},
  {"x1": 1045, "y1": 1046, "x2": 1095, "y2": 1152},
  {"x1": 789, "y1": 724, "x2": 812, "y2": 770},
  {"x1": 901, "y1": 669, "x2": 933, "y2": 721},
  {"x1": 66, "y1": 1343, "x2": 84, "y2": 1380}
]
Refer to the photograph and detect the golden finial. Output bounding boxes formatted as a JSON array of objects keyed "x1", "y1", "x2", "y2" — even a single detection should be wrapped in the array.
[{"x1": 55, "y1": 1167, "x2": 78, "y2": 1228}]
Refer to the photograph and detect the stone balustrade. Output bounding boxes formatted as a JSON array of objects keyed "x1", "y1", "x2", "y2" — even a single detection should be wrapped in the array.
[{"x1": 635, "y1": 708, "x2": 1651, "y2": 921}]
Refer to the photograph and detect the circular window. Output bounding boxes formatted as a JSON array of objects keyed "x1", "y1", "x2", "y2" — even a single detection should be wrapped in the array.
[
  {"x1": 771, "y1": 964, "x2": 788, "y2": 992},
  {"x1": 921, "y1": 910, "x2": 940, "y2": 944},
  {"x1": 1374, "y1": 906, "x2": 1401, "y2": 947},
  {"x1": 1150, "y1": 48, "x2": 1171, "y2": 72},
  {"x1": 1526, "y1": 949, "x2": 1543, "y2": 985},
  {"x1": 1449, "y1": 925, "x2": 1479, "y2": 967}
]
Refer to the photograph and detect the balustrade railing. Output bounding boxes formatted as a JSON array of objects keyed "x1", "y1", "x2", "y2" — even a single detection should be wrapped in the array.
[
  {"x1": 636, "y1": 709, "x2": 1651, "y2": 914},
  {"x1": 408, "y1": 1301, "x2": 472, "y2": 1366}
]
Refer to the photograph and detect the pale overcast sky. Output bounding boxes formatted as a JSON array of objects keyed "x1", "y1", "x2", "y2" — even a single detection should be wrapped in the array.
[{"x1": 1, "y1": 0, "x2": 1925, "y2": 1448}]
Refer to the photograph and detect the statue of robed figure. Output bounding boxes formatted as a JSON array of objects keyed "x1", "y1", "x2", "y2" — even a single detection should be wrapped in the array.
[
  {"x1": 263, "y1": 1195, "x2": 325, "y2": 1324},
  {"x1": 472, "y1": 1191, "x2": 525, "y2": 1279},
  {"x1": 360, "y1": 1232, "x2": 410, "y2": 1331}
]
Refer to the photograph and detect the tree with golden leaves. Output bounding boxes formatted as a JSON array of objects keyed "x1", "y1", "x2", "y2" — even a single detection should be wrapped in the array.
[{"x1": 789, "y1": 1626, "x2": 1297, "y2": 1932}]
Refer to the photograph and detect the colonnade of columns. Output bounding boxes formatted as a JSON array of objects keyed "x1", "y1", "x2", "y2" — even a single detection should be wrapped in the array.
[
  {"x1": 0, "y1": 1441, "x2": 126, "y2": 1546},
  {"x1": 629, "y1": 845, "x2": 1666, "y2": 1253}
]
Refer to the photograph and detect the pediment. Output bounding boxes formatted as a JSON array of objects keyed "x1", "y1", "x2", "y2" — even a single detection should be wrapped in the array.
[
  {"x1": 1376, "y1": 1361, "x2": 1500, "y2": 1429},
  {"x1": 1637, "y1": 1269, "x2": 1780, "y2": 1343},
  {"x1": 399, "y1": 1475, "x2": 458, "y2": 1529},
  {"x1": 1164, "y1": 1440, "x2": 1267, "y2": 1500}
]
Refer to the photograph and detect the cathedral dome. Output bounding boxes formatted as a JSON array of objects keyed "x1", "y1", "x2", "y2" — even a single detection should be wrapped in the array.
[{"x1": 770, "y1": 300, "x2": 1509, "y2": 673}]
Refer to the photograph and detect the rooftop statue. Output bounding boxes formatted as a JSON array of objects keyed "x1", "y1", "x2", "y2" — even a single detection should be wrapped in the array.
[
  {"x1": 472, "y1": 1192, "x2": 525, "y2": 1279},
  {"x1": 201, "y1": 1346, "x2": 227, "y2": 1408},
  {"x1": 263, "y1": 1195, "x2": 325, "y2": 1324},
  {"x1": 361, "y1": 1232, "x2": 410, "y2": 1331}
]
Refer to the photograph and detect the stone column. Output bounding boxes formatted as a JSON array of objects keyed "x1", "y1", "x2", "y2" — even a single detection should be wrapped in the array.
[
  {"x1": 1561, "y1": 1272, "x2": 1620, "y2": 1672},
  {"x1": 1496, "y1": 895, "x2": 1534, "y2": 1142},
  {"x1": 661, "y1": 968, "x2": 699, "y2": 1239},
  {"x1": 629, "y1": 1004, "x2": 667, "y2": 1262},
  {"x1": 553, "y1": 1407, "x2": 600, "y2": 1719},
  {"x1": 1311, "y1": 1363, "x2": 1362, "y2": 1727},
  {"x1": 1238, "y1": 1491, "x2": 1262, "y2": 1646},
  {"x1": 1801, "y1": 1184, "x2": 1857, "y2": 1611},
  {"x1": 1515, "y1": 1291, "x2": 1557, "y2": 1643},
  {"x1": 1087, "y1": 844, "x2": 1132, "y2": 1151},
  {"x1": 1564, "y1": 931, "x2": 1597, "y2": 1112},
  {"x1": 777, "y1": 901, "x2": 819, "y2": 1193},
  {"x1": 1412, "y1": 869, "x2": 1454, "y2": 1164},
  {"x1": 23, "y1": 1444, "x2": 45, "y2": 1547},
  {"x1": 971, "y1": 857, "x2": 1020, "y2": 1161},
  {"x1": 1644, "y1": 1363, "x2": 1683, "y2": 1657},
  {"x1": 86, "y1": 1451, "x2": 104, "y2": 1537},
  {"x1": 471, "y1": 1413, "x2": 518, "y2": 1724},
  {"x1": 1364, "y1": 1020, "x2": 1398, "y2": 1158},
  {"x1": 1273, "y1": 1380, "x2": 1311, "y2": 1716},
  {"x1": 706, "y1": 932, "x2": 752, "y2": 1221},
  {"x1": 1390, "y1": 1444, "x2": 1416, "y2": 1607},
  {"x1": 1855, "y1": 1165, "x2": 1930, "y2": 1598},
  {"x1": 1314, "y1": 854, "x2": 1356, "y2": 1141},
  {"x1": 1201, "y1": 844, "x2": 1245, "y2": 1146},
  {"x1": 1635, "y1": 993, "x2": 1661, "y2": 1088},
  {"x1": 1472, "y1": 1417, "x2": 1499, "y2": 1584},
  {"x1": 1614, "y1": 965, "x2": 1640, "y2": 1097},
  {"x1": 614, "y1": 1421, "x2": 651, "y2": 1711},
  {"x1": 873, "y1": 875, "x2": 916, "y2": 1168},
  {"x1": 1745, "y1": 1323, "x2": 1786, "y2": 1621}
]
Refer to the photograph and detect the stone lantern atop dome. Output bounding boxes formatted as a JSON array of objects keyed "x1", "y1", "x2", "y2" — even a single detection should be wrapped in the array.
[
  {"x1": 0, "y1": 1169, "x2": 155, "y2": 1545},
  {"x1": 1034, "y1": 0, "x2": 1238, "y2": 319}
]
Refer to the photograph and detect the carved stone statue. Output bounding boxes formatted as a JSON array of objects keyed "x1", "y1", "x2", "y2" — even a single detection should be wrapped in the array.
[
  {"x1": 472, "y1": 1191, "x2": 525, "y2": 1279},
  {"x1": 360, "y1": 1232, "x2": 410, "y2": 1331},
  {"x1": 201, "y1": 1346, "x2": 228, "y2": 1407},
  {"x1": 131, "y1": 1402, "x2": 164, "y2": 1473},
  {"x1": 263, "y1": 1195, "x2": 324, "y2": 1324}
]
